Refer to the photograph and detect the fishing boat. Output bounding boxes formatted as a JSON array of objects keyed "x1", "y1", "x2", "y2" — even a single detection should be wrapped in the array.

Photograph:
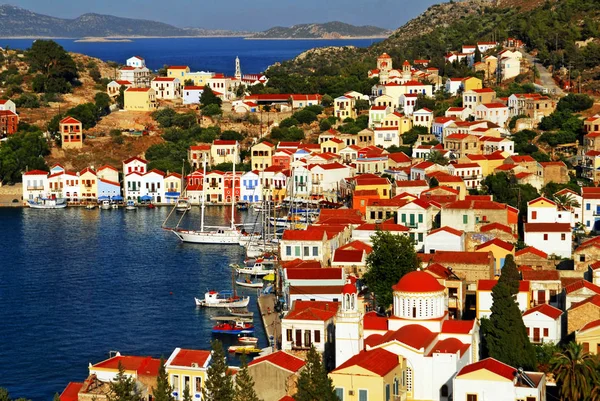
[
  {"x1": 236, "y1": 201, "x2": 249, "y2": 211},
  {"x1": 100, "y1": 200, "x2": 111, "y2": 210},
  {"x1": 111, "y1": 202, "x2": 119, "y2": 209},
  {"x1": 125, "y1": 200, "x2": 137, "y2": 211},
  {"x1": 212, "y1": 319, "x2": 254, "y2": 334},
  {"x1": 233, "y1": 256, "x2": 277, "y2": 276},
  {"x1": 228, "y1": 308, "x2": 254, "y2": 318},
  {"x1": 85, "y1": 203, "x2": 96, "y2": 210},
  {"x1": 27, "y1": 197, "x2": 67, "y2": 209},
  {"x1": 235, "y1": 276, "x2": 263, "y2": 288},
  {"x1": 195, "y1": 290, "x2": 250, "y2": 308},
  {"x1": 175, "y1": 197, "x2": 192, "y2": 213},
  {"x1": 238, "y1": 336, "x2": 258, "y2": 345},
  {"x1": 229, "y1": 345, "x2": 261, "y2": 355}
]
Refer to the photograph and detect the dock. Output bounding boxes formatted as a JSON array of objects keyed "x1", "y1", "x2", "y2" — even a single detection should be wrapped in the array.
[{"x1": 257, "y1": 294, "x2": 281, "y2": 349}]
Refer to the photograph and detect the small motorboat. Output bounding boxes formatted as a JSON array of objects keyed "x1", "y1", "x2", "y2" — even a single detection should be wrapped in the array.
[
  {"x1": 238, "y1": 336, "x2": 258, "y2": 345},
  {"x1": 233, "y1": 346, "x2": 261, "y2": 355},
  {"x1": 27, "y1": 197, "x2": 67, "y2": 209},
  {"x1": 147, "y1": 203, "x2": 156, "y2": 209},
  {"x1": 175, "y1": 197, "x2": 191, "y2": 213},
  {"x1": 228, "y1": 308, "x2": 254, "y2": 318},
  {"x1": 125, "y1": 200, "x2": 137, "y2": 211},
  {"x1": 195, "y1": 290, "x2": 250, "y2": 308},
  {"x1": 235, "y1": 276, "x2": 263, "y2": 288},
  {"x1": 233, "y1": 256, "x2": 277, "y2": 276},
  {"x1": 100, "y1": 200, "x2": 111, "y2": 210},
  {"x1": 212, "y1": 319, "x2": 254, "y2": 335},
  {"x1": 85, "y1": 204, "x2": 96, "y2": 210},
  {"x1": 111, "y1": 202, "x2": 119, "y2": 209}
]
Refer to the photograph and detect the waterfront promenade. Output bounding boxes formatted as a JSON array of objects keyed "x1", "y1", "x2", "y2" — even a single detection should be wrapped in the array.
[{"x1": 258, "y1": 294, "x2": 281, "y2": 349}]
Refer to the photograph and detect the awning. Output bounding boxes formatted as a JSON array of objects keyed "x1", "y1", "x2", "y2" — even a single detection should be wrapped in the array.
[
  {"x1": 98, "y1": 196, "x2": 110, "y2": 200},
  {"x1": 111, "y1": 195, "x2": 124, "y2": 201},
  {"x1": 165, "y1": 192, "x2": 180, "y2": 197},
  {"x1": 140, "y1": 195, "x2": 152, "y2": 201}
]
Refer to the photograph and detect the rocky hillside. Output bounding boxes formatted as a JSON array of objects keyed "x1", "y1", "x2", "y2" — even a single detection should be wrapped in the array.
[
  {"x1": 252, "y1": 21, "x2": 390, "y2": 39},
  {"x1": 0, "y1": 5, "x2": 244, "y2": 37}
]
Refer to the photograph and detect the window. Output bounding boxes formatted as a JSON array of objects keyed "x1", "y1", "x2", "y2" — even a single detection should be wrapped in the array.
[
  {"x1": 401, "y1": 213, "x2": 406, "y2": 223},
  {"x1": 561, "y1": 233, "x2": 566, "y2": 241},
  {"x1": 286, "y1": 246, "x2": 292, "y2": 256},
  {"x1": 543, "y1": 234, "x2": 548, "y2": 241},
  {"x1": 418, "y1": 233, "x2": 423, "y2": 243},
  {"x1": 532, "y1": 211, "x2": 537, "y2": 220},
  {"x1": 580, "y1": 254, "x2": 586, "y2": 262},
  {"x1": 286, "y1": 329, "x2": 292, "y2": 341},
  {"x1": 172, "y1": 375, "x2": 180, "y2": 392},
  {"x1": 359, "y1": 389, "x2": 368, "y2": 401},
  {"x1": 314, "y1": 330, "x2": 321, "y2": 343},
  {"x1": 543, "y1": 328, "x2": 549, "y2": 337},
  {"x1": 467, "y1": 395, "x2": 478, "y2": 401},
  {"x1": 335, "y1": 388, "x2": 344, "y2": 401},
  {"x1": 418, "y1": 214, "x2": 423, "y2": 223},
  {"x1": 385, "y1": 384, "x2": 390, "y2": 401},
  {"x1": 303, "y1": 246, "x2": 309, "y2": 257},
  {"x1": 405, "y1": 367, "x2": 412, "y2": 392},
  {"x1": 295, "y1": 246, "x2": 300, "y2": 257},
  {"x1": 441, "y1": 384, "x2": 448, "y2": 397},
  {"x1": 587, "y1": 203, "x2": 591, "y2": 211},
  {"x1": 313, "y1": 247, "x2": 318, "y2": 257},
  {"x1": 463, "y1": 215, "x2": 468, "y2": 224},
  {"x1": 583, "y1": 342, "x2": 590, "y2": 353}
]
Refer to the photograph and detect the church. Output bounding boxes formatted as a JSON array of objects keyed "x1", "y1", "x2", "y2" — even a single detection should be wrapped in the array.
[{"x1": 333, "y1": 270, "x2": 480, "y2": 401}]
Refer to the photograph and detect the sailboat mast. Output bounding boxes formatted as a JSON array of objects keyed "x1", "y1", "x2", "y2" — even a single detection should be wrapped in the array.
[
  {"x1": 231, "y1": 145, "x2": 236, "y2": 230},
  {"x1": 200, "y1": 159, "x2": 206, "y2": 233}
]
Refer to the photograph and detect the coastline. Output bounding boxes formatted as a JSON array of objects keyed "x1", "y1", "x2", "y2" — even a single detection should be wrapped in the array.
[
  {"x1": 244, "y1": 35, "x2": 388, "y2": 40},
  {"x1": 0, "y1": 35, "x2": 387, "y2": 40}
]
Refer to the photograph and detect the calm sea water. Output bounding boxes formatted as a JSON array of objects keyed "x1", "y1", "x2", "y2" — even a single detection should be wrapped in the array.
[
  {"x1": 0, "y1": 206, "x2": 265, "y2": 400},
  {"x1": 0, "y1": 37, "x2": 380, "y2": 75}
]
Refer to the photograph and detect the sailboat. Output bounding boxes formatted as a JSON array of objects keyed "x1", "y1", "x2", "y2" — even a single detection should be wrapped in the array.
[{"x1": 167, "y1": 153, "x2": 242, "y2": 244}]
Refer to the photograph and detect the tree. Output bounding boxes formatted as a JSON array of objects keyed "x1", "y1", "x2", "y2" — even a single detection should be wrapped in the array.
[
  {"x1": 26, "y1": 40, "x2": 78, "y2": 83},
  {"x1": 294, "y1": 346, "x2": 338, "y2": 401},
  {"x1": 234, "y1": 355, "x2": 261, "y2": 401},
  {"x1": 154, "y1": 356, "x2": 174, "y2": 401},
  {"x1": 484, "y1": 281, "x2": 536, "y2": 370},
  {"x1": 117, "y1": 85, "x2": 126, "y2": 109},
  {"x1": 426, "y1": 150, "x2": 448, "y2": 166},
  {"x1": 551, "y1": 342, "x2": 598, "y2": 401},
  {"x1": 203, "y1": 339, "x2": 235, "y2": 401},
  {"x1": 200, "y1": 86, "x2": 222, "y2": 108},
  {"x1": 94, "y1": 92, "x2": 111, "y2": 116},
  {"x1": 554, "y1": 193, "x2": 580, "y2": 211},
  {"x1": 0, "y1": 130, "x2": 49, "y2": 184},
  {"x1": 182, "y1": 384, "x2": 193, "y2": 401},
  {"x1": 184, "y1": 79, "x2": 195, "y2": 86},
  {"x1": 429, "y1": 177, "x2": 439, "y2": 188},
  {"x1": 497, "y1": 254, "x2": 520, "y2": 295},
  {"x1": 321, "y1": 94, "x2": 333, "y2": 107},
  {"x1": 203, "y1": 104, "x2": 223, "y2": 117},
  {"x1": 474, "y1": 47, "x2": 482, "y2": 63},
  {"x1": 364, "y1": 230, "x2": 420, "y2": 308},
  {"x1": 89, "y1": 67, "x2": 102, "y2": 83},
  {"x1": 108, "y1": 362, "x2": 143, "y2": 401}
]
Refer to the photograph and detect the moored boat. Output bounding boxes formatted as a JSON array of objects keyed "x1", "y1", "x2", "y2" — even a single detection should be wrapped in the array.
[
  {"x1": 27, "y1": 197, "x2": 67, "y2": 209},
  {"x1": 85, "y1": 204, "x2": 96, "y2": 210},
  {"x1": 100, "y1": 200, "x2": 111, "y2": 210},
  {"x1": 175, "y1": 197, "x2": 192, "y2": 213},
  {"x1": 212, "y1": 319, "x2": 254, "y2": 334},
  {"x1": 228, "y1": 308, "x2": 254, "y2": 318},
  {"x1": 236, "y1": 201, "x2": 249, "y2": 211},
  {"x1": 238, "y1": 336, "x2": 258, "y2": 345},
  {"x1": 235, "y1": 277, "x2": 263, "y2": 288},
  {"x1": 125, "y1": 200, "x2": 137, "y2": 211},
  {"x1": 195, "y1": 290, "x2": 250, "y2": 308},
  {"x1": 233, "y1": 256, "x2": 277, "y2": 276}
]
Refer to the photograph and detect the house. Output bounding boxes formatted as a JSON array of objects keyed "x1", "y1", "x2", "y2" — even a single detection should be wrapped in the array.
[
  {"x1": 0, "y1": 98, "x2": 17, "y2": 113},
  {"x1": 477, "y1": 280, "x2": 530, "y2": 318},
  {"x1": 118, "y1": 66, "x2": 151, "y2": 87},
  {"x1": 321, "y1": 137, "x2": 346, "y2": 154},
  {"x1": 352, "y1": 219, "x2": 409, "y2": 246},
  {"x1": 574, "y1": 237, "x2": 600, "y2": 272},
  {"x1": 420, "y1": 186, "x2": 459, "y2": 205},
  {"x1": 240, "y1": 170, "x2": 261, "y2": 203},
  {"x1": 445, "y1": 78, "x2": 466, "y2": 96},
  {"x1": 527, "y1": 196, "x2": 572, "y2": 225},
  {"x1": 444, "y1": 134, "x2": 480, "y2": 159},
  {"x1": 164, "y1": 348, "x2": 211, "y2": 399},
  {"x1": 290, "y1": 94, "x2": 322, "y2": 109},
  {"x1": 88, "y1": 353, "x2": 161, "y2": 395},
  {"x1": 164, "y1": 173, "x2": 183, "y2": 204},
  {"x1": 283, "y1": 266, "x2": 346, "y2": 304},
  {"x1": 540, "y1": 161, "x2": 568, "y2": 185},
  {"x1": 280, "y1": 229, "x2": 329, "y2": 265},
  {"x1": 78, "y1": 167, "x2": 98, "y2": 202},
  {"x1": 374, "y1": 127, "x2": 400, "y2": 148},
  {"x1": 475, "y1": 238, "x2": 514, "y2": 274},
  {"x1": 564, "y1": 279, "x2": 600, "y2": 311},
  {"x1": 523, "y1": 222, "x2": 572, "y2": 259},
  {"x1": 368, "y1": 105, "x2": 389, "y2": 128},
  {"x1": 522, "y1": 303, "x2": 563, "y2": 344},
  {"x1": 395, "y1": 180, "x2": 429, "y2": 196},
  {"x1": 261, "y1": 166, "x2": 288, "y2": 202},
  {"x1": 499, "y1": 57, "x2": 521, "y2": 81},
  {"x1": 397, "y1": 199, "x2": 440, "y2": 250},
  {"x1": 434, "y1": 174, "x2": 467, "y2": 200},
  {"x1": 126, "y1": 55, "x2": 145, "y2": 68},
  {"x1": 124, "y1": 87, "x2": 158, "y2": 111},
  {"x1": 441, "y1": 200, "x2": 518, "y2": 233},
  {"x1": 309, "y1": 162, "x2": 353, "y2": 201},
  {"x1": 515, "y1": 246, "x2": 553, "y2": 270},
  {"x1": 582, "y1": 187, "x2": 600, "y2": 231},
  {"x1": 59, "y1": 116, "x2": 83, "y2": 150},
  {"x1": 424, "y1": 263, "x2": 466, "y2": 318},
  {"x1": 334, "y1": 96, "x2": 356, "y2": 120},
  {"x1": 474, "y1": 103, "x2": 509, "y2": 127},
  {"x1": 463, "y1": 88, "x2": 496, "y2": 111},
  {"x1": 182, "y1": 86, "x2": 204, "y2": 105},
  {"x1": 567, "y1": 294, "x2": 600, "y2": 334},
  {"x1": 354, "y1": 175, "x2": 391, "y2": 199},
  {"x1": 251, "y1": 141, "x2": 274, "y2": 171},
  {"x1": 445, "y1": 106, "x2": 472, "y2": 121},
  {"x1": 107, "y1": 80, "x2": 133, "y2": 97},
  {"x1": 576, "y1": 320, "x2": 600, "y2": 355},
  {"x1": 432, "y1": 117, "x2": 456, "y2": 141},
  {"x1": 412, "y1": 108, "x2": 434, "y2": 132},
  {"x1": 424, "y1": 226, "x2": 465, "y2": 253},
  {"x1": 332, "y1": 241, "x2": 372, "y2": 276},
  {"x1": 188, "y1": 144, "x2": 211, "y2": 170},
  {"x1": 453, "y1": 358, "x2": 546, "y2": 401},
  {"x1": 447, "y1": 163, "x2": 483, "y2": 190},
  {"x1": 211, "y1": 140, "x2": 240, "y2": 165},
  {"x1": 400, "y1": 93, "x2": 419, "y2": 115},
  {"x1": 479, "y1": 136, "x2": 514, "y2": 155},
  {"x1": 151, "y1": 77, "x2": 182, "y2": 100},
  {"x1": 22, "y1": 169, "x2": 48, "y2": 203},
  {"x1": 247, "y1": 351, "x2": 306, "y2": 401},
  {"x1": 167, "y1": 65, "x2": 191, "y2": 79},
  {"x1": 419, "y1": 251, "x2": 495, "y2": 285}
]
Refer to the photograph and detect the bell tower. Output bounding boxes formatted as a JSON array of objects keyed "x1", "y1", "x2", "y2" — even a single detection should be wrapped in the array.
[
  {"x1": 235, "y1": 56, "x2": 242, "y2": 81},
  {"x1": 335, "y1": 279, "x2": 363, "y2": 368}
]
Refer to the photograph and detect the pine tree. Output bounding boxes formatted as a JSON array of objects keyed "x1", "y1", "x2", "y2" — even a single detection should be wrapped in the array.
[
  {"x1": 294, "y1": 346, "x2": 338, "y2": 401},
  {"x1": 474, "y1": 47, "x2": 482, "y2": 63},
  {"x1": 498, "y1": 254, "x2": 520, "y2": 295},
  {"x1": 234, "y1": 355, "x2": 261, "y2": 401},
  {"x1": 182, "y1": 384, "x2": 193, "y2": 401},
  {"x1": 154, "y1": 356, "x2": 174, "y2": 401},
  {"x1": 485, "y1": 282, "x2": 536, "y2": 370},
  {"x1": 108, "y1": 362, "x2": 143, "y2": 401},
  {"x1": 203, "y1": 340, "x2": 235, "y2": 401}
]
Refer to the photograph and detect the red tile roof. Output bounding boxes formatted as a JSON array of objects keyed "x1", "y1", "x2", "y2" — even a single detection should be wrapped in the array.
[
  {"x1": 379, "y1": 324, "x2": 438, "y2": 350},
  {"x1": 397, "y1": 180, "x2": 428, "y2": 187},
  {"x1": 363, "y1": 311, "x2": 388, "y2": 331},
  {"x1": 564, "y1": 280, "x2": 600, "y2": 296},
  {"x1": 457, "y1": 358, "x2": 516, "y2": 381},
  {"x1": 23, "y1": 169, "x2": 48, "y2": 176},
  {"x1": 475, "y1": 238, "x2": 514, "y2": 252},
  {"x1": 579, "y1": 319, "x2": 600, "y2": 333},
  {"x1": 444, "y1": 200, "x2": 507, "y2": 210},
  {"x1": 521, "y1": 270, "x2": 559, "y2": 281},
  {"x1": 60, "y1": 382, "x2": 83, "y2": 401},
  {"x1": 248, "y1": 351, "x2": 306, "y2": 373},
  {"x1": 339, "y1": 240, "x2": 372, "y2": 253},
  {"x1": 441, "y1": 319, "x2": 476, "y2": 334},
  {"x1": 285, "y1": 268, "x2": 343, "y2": 280},
  {"x1": 281, "y1": 259, "x2": 322, "y2": 269},
  {"x1": 523, "y1": 303, "x2": 563, "y2": 319},
  {"x1": 428, "y1": 338, "x2": 470, "y2": 357},
  {"x1": 570, "y1": 294, "x2": 600, "y2": 310},
  {"x1": 428, "y1": 226, "x2": 464, "y2": 237},
  {"x1": 60, "y1": 116, "x2": 81, "y2": 125},
  {"x1": 285, "y1": 300, "x2": 339, "y2": 321},
  {"x1": 333, "y1": 249, "x2": 365, "y2": 263},
  {"x1": 123, "y1": 156, "x2": 148, "y2": 164},
  {"x1": 334, "y1": 348, "x2": 400, "y2": 376},
  {"x1": 392, "y1": 270, "x2": 445, "y2": 293},
  {"x1": 524, "y1": 222, "x2": 571, "y2": 233},
  {"x1": 515, "y1": 246, "x2": 548, "y2": 259},
  {"x1": 92, "y1": 355, "x2": 161, "y2": 377},
  {"x1": 288, "y1": 285, "x2": 343, "y2": 295},
  {"x1": 282, "y1": 229, "x2": 326, "y2": 241},
  {"x1": 480, "y1": 222, "x2": 513, "y2": 235},
  {"x1": 477, "y1": 279, "x2": 530, "y2": 292},
  {"x1": 170, "y1": 348, "x2": 211, "y2": 367},
  {"x1": 419, "y1": 251, "x2": 492, "y2": 265}
]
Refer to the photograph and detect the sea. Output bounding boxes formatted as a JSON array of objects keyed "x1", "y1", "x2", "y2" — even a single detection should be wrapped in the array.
[
  {"x1": 0, "y1": 37, "x2": 381, "y2": 75},
  {"x1": 0, "y1": 37, "x2": 381, "y2": 399}
]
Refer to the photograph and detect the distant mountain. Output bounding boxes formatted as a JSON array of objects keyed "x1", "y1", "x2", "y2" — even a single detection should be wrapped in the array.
[
  {"x1": 0, "y1": 5, "x2": 247, "y2": 37},
  {"x1": 251, "y1": 21, "x2": 391, "y2": 39}
]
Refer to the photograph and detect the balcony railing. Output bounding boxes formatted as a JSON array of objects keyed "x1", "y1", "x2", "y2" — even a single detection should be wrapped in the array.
[
  {"x1": 405, "y1": 222, "x2": 419, "y2": 229},
  {"x1": 27, "y1": 186, "x2": 44, "y2": 190}
]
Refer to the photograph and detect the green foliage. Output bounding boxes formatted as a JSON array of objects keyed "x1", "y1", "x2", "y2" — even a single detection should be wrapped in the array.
[
  {"x1": 108, "y1": 362, "x2": 143, "y2": 401},
  {"x1": 364, "y1": 230, "x2": 420, "y2": 308},
  {"x1": 498, "y1": 254, "x2": 520, "y2": 295},
  {"x1": 280, "y1": 117, "x2": 299, "y2": 128},
  {"x1": 203, "y1": 103, "x2": 223, "y2": 117},
  {"x1": 146, "y1": 142, "x2": 191, "y2": 173},
  {"x1": 212, "y1": 162, "x2": 251, "y2": 172},
  {"x1": 184, "y1": 79, "x2": 195, "y2": 86},
  {"x1": 14, "y1": 93, "x2": 40, "y2": 108},
  {"x1": 535, "y1": 342, "x2": 561, "y2": 372},
  {"x1": 512, "y1": 130, "x2": 537, "y2": 154},
  {"x1": 293, "y1": 109, "x2": 318, "y2": 125},
  {"x1": 270, "y1": 126, "x2": 304, "y2": 142},
  {"x1": 401, "y1": 126, "x2": 427, "y2": 147},
  {"x1": 234, "y1": 355, "x2": 262, "y2": 401},
  {"x1": 484, "y1": 281, "x2": 536, "y2": 370},
  {"x1": 319, "y1": 119, "x2": 332, "y2": 132},
  {"x1": 321, "y1": 94, "x2": 333, "y2": 107},
  {"x1": 200, "y1": 86, "x2": 222, "y2": 108},
  {"x1": 26, "y1": 40, "x2": 78, "y2": 94},
  {"x1": 480, "y1": 172, "x2": 539, "y2": 213},
  {"x1": 220, "y1": 130, "x2": 244, "y2": 141},
  {"x1": 426, "y1": 150, "x2": 448, "y2": 166},
  {"x1": 94, "y1": 92, "x2": 111, "y2": 116},
  {"x1": 182, "y1": 385, "x2": 192, "y2": 401},
  {"x1": 551, "y1": 342, "x2": 598, "y2": 401},
  {"x1": 117, "y1": 85, "x2": 126, "y2": 109},
  {"x1": 508, "y1": 114, "x2": 527, "y2": 131},
  {"x1": 65, "y1": 103, "x2": 100, "y2": 129},
  {"x1": 154, "y1": 356, "x2": 174, "y2": 401},
  {"x1": 294, "y1": 346, "x2": 338, "y2": 401},
  {"x1": 153, "y1": 109, "x2": 197, "y2": 129},
  {"x1": 89, "y1": 67, "x2": 101, "y2": 83},
  {"x1": 203, "y1": 339, "x2": 235, "y2": 401},
  {"x1": 557, "y1": 93, "x2": 594, "y2": 113},
  {"x1": 0, "y1": 130, "x2": 49, "y2": 184}
]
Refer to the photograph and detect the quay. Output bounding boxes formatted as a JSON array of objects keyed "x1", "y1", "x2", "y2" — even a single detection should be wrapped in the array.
[{"x1": 257, "y1": 293, "x2": 281, "y2": 350}]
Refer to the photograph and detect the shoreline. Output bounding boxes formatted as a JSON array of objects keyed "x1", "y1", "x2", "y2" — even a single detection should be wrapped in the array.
[
  {"x1": 0, "y1": 35, "x2": 387, "y2": 40},
  {"x1": 244, "y1": 35, "x2": 388, "y2": 40}
]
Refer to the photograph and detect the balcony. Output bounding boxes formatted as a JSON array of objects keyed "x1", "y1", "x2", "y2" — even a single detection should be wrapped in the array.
[
  {"x1": 210, "y1": 184, "x2": 219, "y2": 188},
  {"x1": 27, "y1": 185, "x2": 44, "y2": 190},
  {"x1": 405, "y1": 222, "x2": 419, "y2": 229}
]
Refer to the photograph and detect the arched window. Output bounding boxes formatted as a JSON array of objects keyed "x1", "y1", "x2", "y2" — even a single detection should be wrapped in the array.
[
  {"x1": 350, "y1": 294, "x2": 355, "y2": 310},
  {"x1": 441, "y1": 384, "x2": 448, "y2": 397},
  {"x1": 345, "y1": 294, "x2": 350, "y2": 309}
]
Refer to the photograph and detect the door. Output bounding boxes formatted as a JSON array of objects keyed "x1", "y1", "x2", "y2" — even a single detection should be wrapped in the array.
[
  {"x1": 295, "y1": 330, "x2": 302, "y2": 347},
  {"x1": 533, "y1": 327, "x2": 540, "y2": 342},
  {"x1": 409, "y1": 214, "x2": 415, "y2": 227},
  {"x1": 538, "y1": 290, "x2": 546, "y2": 305}
]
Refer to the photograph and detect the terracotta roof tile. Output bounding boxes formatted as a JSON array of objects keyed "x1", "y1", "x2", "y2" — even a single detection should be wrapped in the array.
[
  {"x1": 457, "y1": 358, "x2": 516, "y2": 381},
  {"x1": 333, "y1": 348, "x2": 400, "y2": 376},
  {"x1": 523, "y1": 303, "x2": 563, "y2": 320},
  {"x1": 248, "y1": 351, "x2": 306, "y2": 373}
]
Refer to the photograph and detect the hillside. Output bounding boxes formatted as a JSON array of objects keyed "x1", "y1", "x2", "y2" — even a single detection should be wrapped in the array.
[
  {"x1": 251, "y1": 21, "x2": 390, "y2": 39},
  {"x1": 0, "y1": 5, "x2": 245, "y2": 37}
]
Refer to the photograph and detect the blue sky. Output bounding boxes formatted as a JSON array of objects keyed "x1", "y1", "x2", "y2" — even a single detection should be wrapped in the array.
[{"x1": 9, "y1": 0, "x2": 443, "y2": 31}]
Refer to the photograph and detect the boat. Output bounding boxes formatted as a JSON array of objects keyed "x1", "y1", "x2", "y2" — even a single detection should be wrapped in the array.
[
  {"x1": 165, "y1": 157, "x2": 242, "y2": 244},
  {"x1": 228, "y1": 308, "x2": 254, "y2": 318},
  {"x1": 125, "y1": 200, "x2": 137, "y2": 211},
  {"x1": 235, "y1": 276, "x2": 263, "y2": 288},
  {"x1": 111, "y1": 202, "x2": 119, "y2": 209},
  {"x1": 238, "y1": 336, "x2": 259, "y2": 345},
  {"x1": 27, "y1": 197, "x2": 67, "y2": 209},
  {"x1": 85, "y1": 204, "x2": 96, "y2": 210},
  {"x1": 228, "y1": 345, "x2": 260, "y2": 355},
  {"x1": 195, "y1": 290, "x2": 250, "y2": 308},
  {"x1": 236, "y1": 201, "x2": 249, "y2": 211},
  {"x1": 175, "y1": 197, "x2": 192, "y2": 213},
  {"x1": 100, "y1": 200, "x2": 111, "y2": 210},
  {"x1": 252, "y1": 202, "x2": 282, "y2": 212},
  {"x1": 147, "y1": 203, "x2": 156, "y2": 209},
  {"x1": 233, "y1": 256, "x2": 277, "y2": 276},
  {"x1": 212, "y1": 319, "x2": 254, "y2": 334}
]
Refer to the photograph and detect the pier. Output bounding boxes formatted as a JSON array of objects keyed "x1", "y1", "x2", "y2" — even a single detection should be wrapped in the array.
[{"x1": 257, "y1": 293, "x2": 281, "y2": 350}]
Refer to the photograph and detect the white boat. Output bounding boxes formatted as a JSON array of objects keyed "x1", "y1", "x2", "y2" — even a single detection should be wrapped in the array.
[
  {"x1": 233, "y1": 257, "x2": 276, "y2": 276},
  {"x1": 100, "y1": 200, "x2": 111, "y2": 210},
  {"x1": 195, "y1": 290, "x2": 250, "y2": 308},
  {"x1": 85, "y1": 204, "x2": 96, "y2": 210},
  {"x1": 175, "y1": 197, "x2": 191, "y2": 213},
  {"x1": 238, "y1": 336, "x2": 258, "y2": 345},
  {"x1": 125, "y1": 200, "x2": 137, "y2": 211},
  {"x1": 27, "y1": 197, "x2": 67, "y2": 209},
  {"x1": 111, "y1": 202, "x2": 119, "y2": 209},
  {"x1": 235, "y1": 277, "x2": 263, "y2": 288},
  {"x1": 245, "y1": 242, "x2": 279, "y2": 258}
]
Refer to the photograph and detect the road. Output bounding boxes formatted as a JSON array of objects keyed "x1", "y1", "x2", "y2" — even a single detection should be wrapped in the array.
[{"x1": 522, "y1": 52, "x2": 564, "y2": 97}]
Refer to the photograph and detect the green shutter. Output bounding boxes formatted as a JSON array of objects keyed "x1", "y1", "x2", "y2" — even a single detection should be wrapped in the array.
[
  {"x1": 463, "y1": 215, "x2": 468, "y2": 224},
  {"x1": 418, "y1": 214, "x2": 423, "y2": 223}
]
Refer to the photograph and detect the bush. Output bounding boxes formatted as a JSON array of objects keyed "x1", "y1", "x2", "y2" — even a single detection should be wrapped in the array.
[
  {"x1": 220, "y1": 130, "x2": 244, "y2": 141},
  {"x1": 279, "y1": 117, "x2": 299, "y2": 128},
  {"x1": 557, "y1": 93, "x2": 594, "y2": 112},
  {"x1": 89, "y1": 67, "x2": 101, "y2": 83},
  {"x1": 14, "y1": 93, "x2": 40, "y2": 108},
  {"x1": 270, "y1": 126, "x2": 304, "y2": 141},
  {"x1": 292, "y1": 109, "x2": 318, "y2": 125},
  {"x1": 202, "y1": 103, "x2": 222, "y2": 117},
  {"x1": 319, "y1": 119, "x2": 332, "y2": 131}
]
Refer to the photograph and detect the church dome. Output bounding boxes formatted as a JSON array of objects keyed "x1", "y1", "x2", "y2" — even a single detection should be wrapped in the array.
[
  {"x1": 393, "y1": 270, "x2": 445, "y2": 293},
  {"x1": 342, "y1": 282, "x2": 357, "y2": 295}
]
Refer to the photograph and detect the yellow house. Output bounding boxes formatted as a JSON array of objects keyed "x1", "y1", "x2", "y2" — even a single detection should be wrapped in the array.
[
  {"x1": 60, "y1": 116, "x2": 83, "y2": 150},
  {"x1": 576, "y1": 320, "x2": 600, "y2": 355},
  {"x1": 381, "y1": 112, "x2": 413, "y2": 135},
  {"x1": 335, "y1": 95, "x2": 356, "y2": 120},
  {"x1": 124, "y1": 87, "x2": 158, "y2": 111},
  {"x1": 164, "y1": 172, "x2": 182, "y2": 204},
  {"x1": 165, "y1": 348, "x2": 211, "y2": 398},
  {"x1": 321, "y1": 138, "x2": 346, "y2": 154},
  {"x1": 463, "y1": 76, "x2": 483, "y2": 92},
  {"x1": 251, "y1": 141, "x2": 275, "y2": 171},
  {"x1": 79, "y1": 167, "x2": 98, "y2": 202},
  {"x1": 167, "y1": 66, "x2": 190, "y2": 79},
  {"x1": 185, "y1": 71, "x2": 214, "y2": 87},
  {"x1": 475, "y1": 238, "x2": 515, "y2": 273},
  {"x1": 330, "y1": 348, "x2": 405, "y2": 401},
  {"x1": 354, "y1": 175, "x2": 392, "y2": 199}
]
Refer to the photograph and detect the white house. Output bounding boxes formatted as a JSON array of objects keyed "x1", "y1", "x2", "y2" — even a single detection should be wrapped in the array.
[
  {"x1": 445, "y1": 78, "x2": 465, "y2": 96},
  {"x1": 183, "y1": 86, "x2": 204, "y2": 105},
  {"x1": 308, "y1": 162, "x2": 353, "y2": 201},
  {"x1": 445, "y1": 107, "x2": 472, "y2": 121},
  {"x1": 373, "y1": 127, "x2": 400, "y2": 148},
  {"x1": 523, "y1": 222, "x2": 572, "y2": 259},
  {"x1": 527, "y1": 196, "x2": 572, "y2": 225},
  {"x1": 368, "y1": 105, "x2": 389, "y2": 128},
  {"x1": 119, "y1": 66, "x2": 151, "y2": 87},
  {"x1": 22, "y1": 170, "x2": 48, "y2": 202},
  {"x1": 211, "y1": 140, "x2": 240, "y2": 165},
  {"x1": 151, "y1": 77, "x2": 182, "y2": 100},
  {"x1": 447, "y1": 162, "x2": 483, "y2": 190},
  {"x1": 400, "y1": 93, "x2": 419, "y2": 116},
  {"x1": 413, "y1": 108, "x2": 434, "y2": 132},
  {"x1": 0, "y1": 99, "x2": 17, "y2": 114},
  {"x1": 475, "y1": 103, "x2": 509, "y2": 127},
  {"x1": 555, "y1": 188, "x2": 583, "y2": 227},
  {"x1": 401, "y1": 80, "x2": 433, "y2": 97},
  {"x1": 522, "y1": 303, "x2": 563, "y2": 345},
  {"x1": 582, "y1": 187, "x2": 600, "y2": 231},
  {"x1": 280, "y1": 229, "x2": 328, "y2": 264},
  {"x1": 453, "y1": 358, "x2": 545, "y2": 401},
  {"x1": 477, "y1": 41, "x2": 498, "y2": 53},
  {"x1": 143, "y1": 169, "x2": 166, "y2": 204},
  {"x1": 123, "y1": 156, "x2": 147, "y2": 176},
  {"x1": 240, "y1": 170, "x2": 261, "y2": 203},
  {"x1": 477, "y1": 280, "x2": 530, "y2": 319},
  {"x1": 397, "y1": 199, "x2": 440, "y2": 251},
  {"x1": 126, "y1": 56, "x2": 145, "y2": 68},
  {"x1": 281, "y1": 300, "x2": 338, "y2": 354},
  {"x1": 500, "y1": 57, "x2": 521, "y2": 81},
  {"x1": 424, "y1": 226, "x2": 465, "y2": 253}
]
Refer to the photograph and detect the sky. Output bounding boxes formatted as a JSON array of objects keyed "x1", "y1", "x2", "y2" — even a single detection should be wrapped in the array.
[{"x1": 8, "y1": 0, "x2": 443, "y2": 31}]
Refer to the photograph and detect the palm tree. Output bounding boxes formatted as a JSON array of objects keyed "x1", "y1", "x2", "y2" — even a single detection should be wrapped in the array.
[
  {"x1": 550, "y1": 342, "x2": 598, "y2": 401},
  {"x1": 554, "y1": 193, "x2": 581, "y2": 211},
  {"x1": 426, "y1": 150, "x2": 448, "y2": 166}
]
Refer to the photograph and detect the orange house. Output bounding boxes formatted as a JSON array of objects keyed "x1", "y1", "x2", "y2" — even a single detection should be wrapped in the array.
[
  {"x1": 60, "y1": 116, "x2": 83, "y2": 150},
  {"x1": 353, "y1": 189, "x2": 381, "y2": 216}
]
